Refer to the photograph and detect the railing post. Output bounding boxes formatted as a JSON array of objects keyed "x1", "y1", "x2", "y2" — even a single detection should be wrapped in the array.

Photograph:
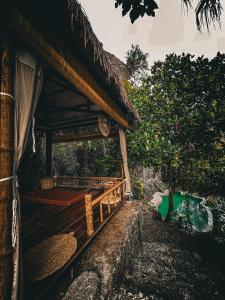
[
  {"x1": 122, "y1": 181, "x2": 125, "y2": 201},
  {"x1": 85, "y1": 194, "x2": 94, "y2": 236},
  {"x1": 100, "y1": 202, "x2": 103, "y2": 223},
  {"x1": 107, "y1": 194, "x2": 111, "y2": 214}
]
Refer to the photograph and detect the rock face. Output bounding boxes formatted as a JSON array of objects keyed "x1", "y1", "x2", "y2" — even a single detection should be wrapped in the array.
[
  {"x1": 75, "y1": 201, "x2": 143, "y2": 299},
  {"x1": 109, "y1": 215, "x2": 225, "y2": 300},
  {"x1": 62, "y1": 201, "x2": 225, "y2": 300},
  {"x1": 132, "y1": 166, "x2": 166, "y2": 199},
  {"x1": 62, "y1": 271, "x2": 100, "y2": 300}
]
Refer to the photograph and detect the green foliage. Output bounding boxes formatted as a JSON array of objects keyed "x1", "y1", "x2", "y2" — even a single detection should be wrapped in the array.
[
  {"x1": 127, "y1": 52, "x2": 225, "y2": 195},
  {"x1": 115, "y1": 0, "x2": 158, "y2": 23},
  {"x1": 131, "y1": 176, "x2": 145, "y2": 200},
  {"x1": 126, "y1": 44, "x2": 149, "y2": 82},
  {"x1": 114, "y1": 0, "x2": 222, "y2": 30},
  {"x1": 54, "y1": 139, "x2": 122, "y2": 177}
]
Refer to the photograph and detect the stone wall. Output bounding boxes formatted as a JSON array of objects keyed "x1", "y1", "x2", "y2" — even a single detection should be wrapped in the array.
[{"x1": 62, "y1": 201, "x2": 143, "y2": 300}]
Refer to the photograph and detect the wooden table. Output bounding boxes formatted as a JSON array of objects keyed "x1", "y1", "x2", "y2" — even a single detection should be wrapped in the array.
[{"x1": 22, "y1": 187, "x2": 90, "y2": 206}]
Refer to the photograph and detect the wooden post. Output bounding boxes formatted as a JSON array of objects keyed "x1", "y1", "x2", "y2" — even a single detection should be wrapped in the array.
[
  {"x1": 85, "y1": 194, "x2": 94, "y2": 236},
  {"x1": 121, "y1": 182, "x2": 125, "y2": 201},
  {"x1": 121, "y1": 164, "x2": 124, "y2": 179},
  {"x1": 46, "y1": 131, "x2": 52, "y2": 176},
  {"x1": 100, "y1": 202, "x2": 103, "y2": 223},
  {"x1": 107, "y1": 195, "x2": 111, "y2": 214},
  {"x1": 0, "y1": 26, "x2": 15, "y2": 300},
  {"x1": 113, "y1": 190, "x2": 117, "y2": 208}
]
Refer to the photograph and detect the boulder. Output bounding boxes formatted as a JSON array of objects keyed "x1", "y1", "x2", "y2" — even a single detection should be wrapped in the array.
[{"x1": 62, "y1": 271, "x2": 100, "y2": 300}]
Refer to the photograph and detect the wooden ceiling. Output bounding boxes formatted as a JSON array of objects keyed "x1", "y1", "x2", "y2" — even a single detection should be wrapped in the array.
[{"x1": 36, "y1": 68, "x2": 101, "y2": 130}]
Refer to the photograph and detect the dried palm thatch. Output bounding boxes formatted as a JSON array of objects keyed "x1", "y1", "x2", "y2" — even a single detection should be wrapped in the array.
[
  {"x1": 104, "y1": 51, "x2": 131, "y2": 81},
  {"x1": 67, "y1": 0, "x2": 140, "y2": 123}
]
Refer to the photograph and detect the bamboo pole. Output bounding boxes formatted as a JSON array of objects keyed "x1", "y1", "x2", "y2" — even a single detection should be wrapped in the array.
[
  {"x1": 85, "y1": 194, "x2": 94, "y2": 236},
  {"x1": 55, "y1": 176, "x2": 122, "y2": 180},
  {"x1": 121, "y1": 164, "x2": 124, "y2": 179},
  {"x1": 9, "y1": 8, "x2": 130, "y2": 129},
  {"x1": 121, "y1": 182, "x2": 125, "y2": 201},
  {"x1": 107, "y1": 195, "x2": 111, "y2": 214},
  {"x1": 114, "y1": 190, "x2": 117, "y2": 208},
  {"x1": 100, "y1": 202, "x2": 103, "y2": 223},
  {"x1": 0, "y1": 26, "x2": 14, "y2": 300},
  {"x1": 46, "y1": 131, "x2": 52, "y2": 176}
]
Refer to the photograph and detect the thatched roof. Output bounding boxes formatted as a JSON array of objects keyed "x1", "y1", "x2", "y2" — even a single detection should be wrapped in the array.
[
  {"x1": 104, "y1": 51, "x2": 131, "y2": 81},
  {"x1": 12, "y1": 0, "x2": 140, "y2": 124},
  {"x1": 67, "y1": 0, "x2": 140, "y2": 123}
]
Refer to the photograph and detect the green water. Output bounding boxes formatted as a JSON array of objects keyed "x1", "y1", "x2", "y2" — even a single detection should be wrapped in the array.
[{"x1": 158, "y1": 192, "x2": 210, "y2": 231}]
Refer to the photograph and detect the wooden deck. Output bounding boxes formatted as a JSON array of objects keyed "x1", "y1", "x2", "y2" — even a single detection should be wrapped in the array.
[{"x1": 21, "y1": 187, "x2": 124, "y2": 300}]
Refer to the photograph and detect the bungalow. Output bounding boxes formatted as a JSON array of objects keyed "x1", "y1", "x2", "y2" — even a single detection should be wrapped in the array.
[{"x1": 0, "y1": 1, "x2": 139, "y2": 299}]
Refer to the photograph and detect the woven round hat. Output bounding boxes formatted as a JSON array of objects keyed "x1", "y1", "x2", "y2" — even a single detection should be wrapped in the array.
[
  {"x1": 24, "y1": 233, "x2": 77, "y2": 282},
  {"x1": 101, "y1": 196, "x2": 121, "y2": 205}
]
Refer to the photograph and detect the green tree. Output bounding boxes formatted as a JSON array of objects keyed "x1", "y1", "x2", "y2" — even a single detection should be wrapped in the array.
[
  {"x1": 115, "y1": 0, "x2": 222, "y2": 30},
  {"x1": 127, "y1": 53, "x2": 225, "y2": 218},
  {"x1": 126, "y1": 44, "x2": 149, "y2": 82}
]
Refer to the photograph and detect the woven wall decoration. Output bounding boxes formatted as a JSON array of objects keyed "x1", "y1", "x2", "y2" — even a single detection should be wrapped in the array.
[{"x1": 98, "y1": 113, "x2": 110, "y2": 137}]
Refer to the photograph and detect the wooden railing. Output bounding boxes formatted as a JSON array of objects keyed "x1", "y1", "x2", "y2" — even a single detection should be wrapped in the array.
[
  {"x1": 85, "y1": 180, "x2": 126, "y2": 236},
  {"x1": 54, "y1": 176, "x2": 126, "y2": 236},
  {"x1": 54, "y1": 176, "x2": 122, "y2": 190}
]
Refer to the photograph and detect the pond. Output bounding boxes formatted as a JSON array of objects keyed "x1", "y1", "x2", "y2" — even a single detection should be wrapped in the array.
[{"x1": 157, "y1": 192, "x2": 213, "y2": 232}]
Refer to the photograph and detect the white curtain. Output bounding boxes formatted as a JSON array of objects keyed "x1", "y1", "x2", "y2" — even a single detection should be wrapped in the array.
[
  {"x1": 14, "y1": 49, "x2": 43, "y2": 167},
  {"x1": 119, "y1": 128, "x2": 132, "y2": 195},
  {"x1": 11, "y1": 48, "x2": 43, "y2": 299}
]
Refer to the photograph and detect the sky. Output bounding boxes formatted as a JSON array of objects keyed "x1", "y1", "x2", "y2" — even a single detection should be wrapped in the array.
[{"x1": 79, "y1": 0, "x2": 225, "y2": 66}]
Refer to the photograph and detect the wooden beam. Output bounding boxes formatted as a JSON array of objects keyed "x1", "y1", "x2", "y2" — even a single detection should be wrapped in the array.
[
  {"x1": 44, "y1": 87, "x2": 67, "y2": 97},
  {"x1": 9, "y1": 8, "x2": 130, "y2": 128},
  {"x1": 47, "y1": 76, "x2": 86, "y2": 100},
  {"x1": 46, "y1": 131, "x2": 52, "y2": 176},
  {"x1": 41, "y1": 101, "x2": 95, "y2": 112},
  {"x1": 45, "y1": 116, "x2": 98, "y2": 130},
  {"x1": 52, "y1": 131, "x2": 118, "y2": 143},
  {"x1": 41, "y1": 106, "x2": 97, "y2": 114},
  {"x1": 36, "y1": 116, "x2": 99, "y2": 131},
  {"x1": 0, "y1": 26, "x2": 14, "y2": 300}
]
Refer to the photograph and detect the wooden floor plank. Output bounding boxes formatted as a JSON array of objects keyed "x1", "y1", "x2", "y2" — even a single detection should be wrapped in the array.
[{"x1": 21, "y1": 187, "x2": 123, "y2": 300}]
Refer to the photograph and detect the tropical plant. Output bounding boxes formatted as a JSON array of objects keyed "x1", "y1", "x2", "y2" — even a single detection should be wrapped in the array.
[
  {"x1": 126, "y1": 44, "x2": 149, "y2": 82},
  {"x1": 126, "y1": 52, "x2": 225, "y2": 216},
  {"x1": 115, "y1": 0, "x2": 222, "y2": 30}
]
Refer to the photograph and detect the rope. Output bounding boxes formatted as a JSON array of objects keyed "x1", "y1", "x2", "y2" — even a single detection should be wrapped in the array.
[
  {"x1": 0, "y1": 92, "x2": 16, "y2": 100},
  {"x1": 0, "y1": 175, "x2": 19, "y2": 187},
  {"x1": 32, "y1": 117, "x2": 36, "y2": 153},
  {"x1": 0, "y1": 175, "x2": 16, "y2": 183}
]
